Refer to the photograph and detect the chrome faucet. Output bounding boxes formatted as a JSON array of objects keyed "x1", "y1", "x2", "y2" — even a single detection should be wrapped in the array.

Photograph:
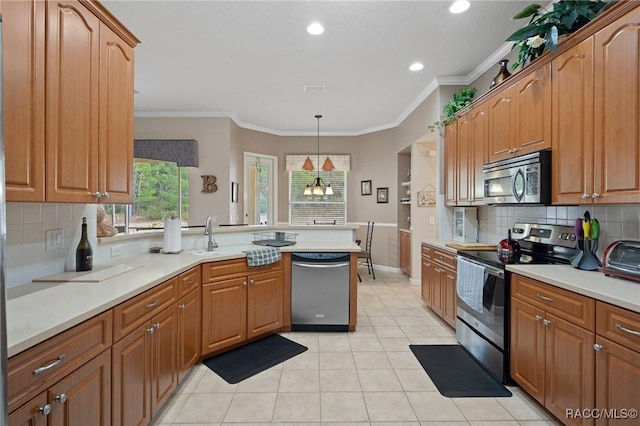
[{"x1": 205, "y1": 216, "x2": 218, "y2": 251}]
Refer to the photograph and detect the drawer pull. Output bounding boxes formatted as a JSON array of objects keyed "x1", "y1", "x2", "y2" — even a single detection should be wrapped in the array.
[
  {"x1": 543, "y1": 319, "x2": 551, "y2": 326},
  {"x1": 147, "y1": 326, "x2": 156, "y2": 334},
  {"x1": 536, "y1": 294, "x2": 554, "y2": 302},
  {"x1": 38, "y1": 404, "x2": 52, "y2": 416},
  {"x1": 615, "y1": 323, "x2": 640, "y2": 337},
  {"x1": 179, "y1": 304, "x2": 186, "y2": 310},
  {"x1": 594, "y1": 343, "x2": 603, "y2": 352},
  {"x1": 145, "y1": 299, "x2": 159, "y2": 309},
  {"x1": 55, "y1": 393, "x2": 67, "y2": 404},
  {"x1": 535, "y1": 315, "x2": 543, "y2": 322},
  {"x1": 33, "y1": 354, "x2": 65, "y2": 376},
  {"x1": 184, "y1": 278, "x2": 196, "y2": 285},
  {"x1": 154, "y1": 322, "x2": 161, "y2": 330},
  {"x1": 250, "y1": 279, "x2": 255, "y2": 285},
  {"x1": 242, "y1": 281, "x2": 247, "y2": 287}
]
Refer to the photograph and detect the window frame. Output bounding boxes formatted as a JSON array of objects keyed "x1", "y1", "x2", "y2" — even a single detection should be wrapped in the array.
[{"x1": 288, "y1": 170, "x2": 347, "y2": 225}]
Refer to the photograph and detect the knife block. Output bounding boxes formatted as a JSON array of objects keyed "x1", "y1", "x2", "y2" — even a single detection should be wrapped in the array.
[{"x1": 576, "y1": 240, "x2": 600, "y2": 271}]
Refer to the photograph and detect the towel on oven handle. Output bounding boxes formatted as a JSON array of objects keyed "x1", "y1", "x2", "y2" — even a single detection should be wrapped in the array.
[{"x1": 456, "y1": 257, "x2": 485, "y2": 313}]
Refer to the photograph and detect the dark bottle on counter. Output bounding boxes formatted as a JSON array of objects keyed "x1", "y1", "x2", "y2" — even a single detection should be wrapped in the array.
[{"x1": 76, "y1": 217, "x2": 93, "y2": 272}]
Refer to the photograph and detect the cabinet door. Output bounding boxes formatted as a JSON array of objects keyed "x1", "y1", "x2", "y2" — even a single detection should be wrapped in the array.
[
  {"x1": 510, "y1": 297, "x2": 546, "y2": 404},
  {"x1": 399, "y1": 231, "x2": 411, "y2": 275},
  {"x1": 544, "y1": 313, "x2": 595, "y2": 426},
  {"x1": 46, "y1": 0, "x2": 100, "y2": 203},
  {"x1": 420, "y1": 255, "x2": 432, "y2": 307},
  {"x1": 150, "y1": 306, "x2": 177, "y2": 418},
  {"x1": 3, "y1": 0, "x2": 45, "y2": 202},
  {"x1": 201, "y1": 277, "x2": 247, "y2": 355},
  {"x1": 469, "y1": 103, "x2": 488, "y2": 205},
  {"x1": 515, "y1": 62, "x2": 552, "y2": 154},
  {"x1": 488, "y1": 85, "x2": 516, "y2": 162},
  {"x1": 593, "y1": 7, "x2": 640, "y2": 204},
  {"x1": 8, "y1": 391, "x2": 48, "y2": 426},
  {"x1": 112, "y1": 322, "x2": 152, "y2": 426},
  {"x1": 178, "y1": 288, "x2": 201, "y2": 382},
  {"x1": 552, "y1": 37, "x2": 595, "y2": 205},
  {"x1": 456, "y1": 114, "x2": 471, "y2": 205},
  {"x1": 444, "y1": 123, "x2": 458, "y2": 206},
  {"x1": 430, "y1": 268, "x2": 444, "y2": 318},
  {"x1": 49, "y1": 349, "x2": 111, "y2": 426},
  {"x1": 247, "y1": 270, "x2": 283, "y2": 340},
  {"x1": 595, "y1": 337, "x2": 640, "y2": 426},
  {"x1": 99, "y1": 22, "x2": 134, "y2": 203},
  {"x1": 442, "y1": 267, "x2": 457, "y2": 328}
]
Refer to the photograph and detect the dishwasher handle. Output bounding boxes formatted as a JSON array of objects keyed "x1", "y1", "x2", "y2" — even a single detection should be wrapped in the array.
[{"x1": 292, "y1": 261, "x2": 350, "y2": 269}]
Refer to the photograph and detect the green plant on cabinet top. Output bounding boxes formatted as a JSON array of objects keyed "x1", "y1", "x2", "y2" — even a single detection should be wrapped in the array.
[
  {"x1": 507, "y1": 0, "x2": 608, "y2": 71},
  {"x1": 427, "y1": 87, "x2": 477, "y2": 134}
]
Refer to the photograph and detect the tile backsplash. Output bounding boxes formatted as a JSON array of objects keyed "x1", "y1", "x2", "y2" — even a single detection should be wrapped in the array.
[{"x1": 477, "y1": 204, "x2": 640, "y2": 257}]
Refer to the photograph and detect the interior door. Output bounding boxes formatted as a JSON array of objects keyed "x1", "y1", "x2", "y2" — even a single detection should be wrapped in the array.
[{"x1": 244, "y1": 153, "x2": 277, "y2": 225}]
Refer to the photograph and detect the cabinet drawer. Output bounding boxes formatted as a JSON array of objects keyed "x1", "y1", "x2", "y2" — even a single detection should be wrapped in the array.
[
  {"x1": 178, "y1": 266, "x2": 201, "y2": 298},
  {"x1": 596, "y1": 301, "x2": 640, "y2": 353},
  {"x1": 113, "y1": 277, "x2": 177, "y2": 342},
  {"x1": 433, "y1": 248, "x2": 456, "y2": 271},
  {"x1": 512, "y1": 274, "x2": 595, "y2": 330},
  {"x1": 421, "y1": 244, "x2": 432, "y2": 259},
  {"x1": 202, "y1": 258, "x2": 282, "y2": 283},
  {"x1": 7, "y1": 310, "x2": 112, "y2": 413}
]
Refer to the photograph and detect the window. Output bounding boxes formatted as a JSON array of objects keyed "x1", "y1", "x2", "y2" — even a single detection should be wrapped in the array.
[
  {"x1": 289, "y1": 170, "x2": 346, "y2": 225},
  {"x1": 102, "y1": 160, "x2": 189, "y2": 234}
]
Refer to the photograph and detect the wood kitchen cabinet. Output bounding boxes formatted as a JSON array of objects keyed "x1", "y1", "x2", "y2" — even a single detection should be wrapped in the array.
[
  {"x1": 468, "y1": 102, "x2": 488, "y2": 205},
  {"x1": 112, "y1": 278, "x2": 179, "y2": 426},
  {"x1": 2, "y1": 0, "x2": 46, "y2": 202},
  {"x1": 177, "y1": 267, "x2": 201, "y2": 382},
  {"x1": 420, "y1": 244, "x2": 456, "y2": 328},
  {"x1": 488, "y1": 63, "x2": 551, "y2": 163},
  {"x1": 455, "y1": 113, "x2": 471, "y2": 205},
  {"x1": 201, "y1": 259, "x2": 283, "y2": 356},
  {"x1": 9, "y1": 349, "x2": 111, "y2": 426},
  {"x1": 399, "y1": 229, "x2": 411, "y2": 276},
  {"x1": 444, "y1": 122, "x2": 458, "y2": 206},
  {"x1": 46, "y1": 0, "x2": 136, "y2": 203},
  {"x1": 511, "y1": 274, "x2": 596, "y2": 426}
]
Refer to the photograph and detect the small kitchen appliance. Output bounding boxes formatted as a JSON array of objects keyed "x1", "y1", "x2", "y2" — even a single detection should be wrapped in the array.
[
  {"x1": 483, "y1": 150, "x2": 551, "y2": 205},
  {"x1": 453, "y1": 207, "x2": 478, "y2": 243},
  {"x1": 603, "y1": 240, "x2": 640, "y2": 283}
]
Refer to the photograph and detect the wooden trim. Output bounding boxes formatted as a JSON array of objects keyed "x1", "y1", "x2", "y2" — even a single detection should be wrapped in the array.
[{"x1": 80, "y1": 0, "x2": 140, "y2": 46}]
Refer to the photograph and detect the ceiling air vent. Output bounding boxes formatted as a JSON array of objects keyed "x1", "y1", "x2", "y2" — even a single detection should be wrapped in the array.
[{"x1": 304, "y1": 85, "x2": 326, "y2": 92}]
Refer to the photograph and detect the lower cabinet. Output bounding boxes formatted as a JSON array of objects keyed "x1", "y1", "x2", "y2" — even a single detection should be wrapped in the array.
[
  {"x1": 9, "y1": 349, "x2": 111, "y2": 426},
  {"x1": 112, "y1": 304, "x2": 178, "y2": 426},
  {"x1": 511, "y1": 274, "x2": 596, "y2": 426},
  {"x1": 420, "y1": 244, "x2": 457, "y2": 328},
  {"x1": 201, "y1": 259, "x2": 283, "y2": 356},
  {"x1": 177, "y1": 287, "x2": 201, "y2": 382},
  {"x1": 399, "y1": 230, "x2": 411, "y2": 276}
]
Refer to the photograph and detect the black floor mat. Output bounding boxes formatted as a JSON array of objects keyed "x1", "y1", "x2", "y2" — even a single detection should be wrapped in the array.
[
  {"x1": 410, "y1": 344, "x2": 512, "y2": 397},
  {"x1": 203, "y1": 334, "x2": 307, "y2": 384}
]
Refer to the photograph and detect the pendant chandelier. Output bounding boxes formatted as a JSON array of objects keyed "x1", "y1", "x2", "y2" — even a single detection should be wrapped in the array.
[{"x1": 303, "y1": 115, "x2": 334, "y2": 196}]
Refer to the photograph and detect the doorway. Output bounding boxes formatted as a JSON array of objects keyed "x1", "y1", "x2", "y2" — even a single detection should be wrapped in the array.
[{"x1": 243, "y1": 153, "x2": 277, "y2": 225}]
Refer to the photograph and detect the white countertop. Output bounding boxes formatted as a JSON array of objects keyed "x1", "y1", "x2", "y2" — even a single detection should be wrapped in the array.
[
  {"x1": 419, "y1": 239, "x2": 459, "y2": 253},
  {"x1": 506, "y1": 264, "x2": 640, "y2": 314},
  {"x1": 6, "y1": 241, "x2": 360, "y2": 358}
]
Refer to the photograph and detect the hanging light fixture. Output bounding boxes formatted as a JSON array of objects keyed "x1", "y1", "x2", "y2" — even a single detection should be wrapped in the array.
[{"x1": 304, "y1": 115, "x2": 334, "y2": 196}]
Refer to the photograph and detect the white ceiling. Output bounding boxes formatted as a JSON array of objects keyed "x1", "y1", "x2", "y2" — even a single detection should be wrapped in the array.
[{"x1": 104, "y1": 0, "x2": 528, "y2": 135}]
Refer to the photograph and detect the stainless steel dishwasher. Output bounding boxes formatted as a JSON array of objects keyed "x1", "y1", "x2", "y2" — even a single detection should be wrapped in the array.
[{"x1": 291, "y1": 252, "x2": 350, "y2": 331}]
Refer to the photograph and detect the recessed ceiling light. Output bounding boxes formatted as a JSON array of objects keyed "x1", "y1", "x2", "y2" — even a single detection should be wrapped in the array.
[
  {"x1": 450, "y1": 0, "x2": 470, "y2": 14},
  {"x1": 307, "y1": 22, "x2": 324, "y2": 35},
  {"x1": 409, "y1": 62, "x2": 424, "y2": 72}
]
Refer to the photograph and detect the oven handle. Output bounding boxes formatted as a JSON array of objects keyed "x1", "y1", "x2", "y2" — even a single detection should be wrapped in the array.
[{"x1": 458, "y1": 256, "x2": 504, "y2": 278}]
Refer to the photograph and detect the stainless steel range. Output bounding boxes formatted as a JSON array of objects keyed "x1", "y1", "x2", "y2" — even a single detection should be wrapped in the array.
[{"x1": 455, "y1": 222, "x2": 578, "y2": 384}]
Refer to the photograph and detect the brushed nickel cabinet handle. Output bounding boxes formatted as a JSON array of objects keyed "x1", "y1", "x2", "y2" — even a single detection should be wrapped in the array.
[
  {"x1": 33, "y1": 354, "x2": 65, "y2": 376},
  {"x1": 38, "y1": 404, "x2": 52, "y2": 416},
  {"x1": 250, "y1": 279, "x2": 255, "y2": 285},
  {"x1": 154, "y1": 322, "x2": 161, "y2": 330},
  {"x1": 594, "y1": 343, "x2": 603, "y2": 352},
  {"x1": 91, "y1": 192, "x2": 101, "y2": 198},
  {"x1": 145, "y1": 299, "x2": 159, "y2": 309},
  {"x1": 184, "y1": 278, "x2": 196, "y2": 285},
  {"x1": 179, "y1": 304, "x2": 186, "y2": 310},
  {"x1": 242, "y1": 281, "x2": 247, "y2": 287},
  {"x1": 592, "y1": 193, "x2": 600, "y2": 198},
  {"x1": 147, "y1": 326, "x2": 155, "y2": 334},
  {"x1": 534, "y1": 315, "x2": 543, "y2": 322},
  {"x1": 536, "y1": 294, "x2": 554, "y2": 302},
  {"x1": 55, "y1": 393, "x2": 67, "y2": 404},
  {"x1": 615, "y1": 323, "x2": 640, "y2": 337},
  {"x1": 582, "y1": 193, "x2": 590, "y2": 199},
  {"x1": 543, "y1": 319, "x2": 551, "y2": 326}
]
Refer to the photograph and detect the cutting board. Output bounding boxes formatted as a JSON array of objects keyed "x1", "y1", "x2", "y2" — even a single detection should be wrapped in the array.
[{"x1": 445, "y1": 242, "x2": 497, "y2": 251}]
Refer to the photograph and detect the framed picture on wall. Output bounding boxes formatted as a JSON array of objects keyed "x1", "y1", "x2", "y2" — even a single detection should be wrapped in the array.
[
  {"x1": 377, "y1": 187, "x2": 389, "y2": 203},
  {"x1": 231, "y1": 182, "x2": 238, "y2": 203},
  {"x1": 361, "y1": 180, "x2": 372, "y2": 195}
]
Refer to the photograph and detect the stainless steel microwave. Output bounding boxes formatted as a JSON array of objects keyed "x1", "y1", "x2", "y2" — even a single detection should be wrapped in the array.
[{"x1": 483, "y1": 150, "x2": 551, "y2": 205}]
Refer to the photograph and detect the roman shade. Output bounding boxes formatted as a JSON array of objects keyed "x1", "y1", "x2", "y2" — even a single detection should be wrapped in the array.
[
  {"x1": 285, "y1": 154, "x2": 350, "y2": 172},
  {"x1": 134, "y1": 139, "x2": 199, "y2": 167}
]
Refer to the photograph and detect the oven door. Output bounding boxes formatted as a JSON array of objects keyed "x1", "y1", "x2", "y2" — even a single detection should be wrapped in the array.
[
  {"x1": 456, "y1": 261, "x2": 506, "y2": 349},
  {"x1": 483, "y1": 166, "x2": 525, "y2": 204}
]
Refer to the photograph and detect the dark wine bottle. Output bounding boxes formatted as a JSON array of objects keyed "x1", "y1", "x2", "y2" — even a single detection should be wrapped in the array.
[{"x1": 76, "y1": 217, "x2": 93, "y2": 272}]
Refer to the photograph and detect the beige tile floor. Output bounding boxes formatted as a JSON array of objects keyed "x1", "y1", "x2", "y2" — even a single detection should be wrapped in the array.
[{"x1": 151, "y1": 269, "x2": 562, "y2": 425}]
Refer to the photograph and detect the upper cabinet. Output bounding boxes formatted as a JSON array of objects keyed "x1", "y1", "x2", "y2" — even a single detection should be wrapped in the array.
[
  {"x1": 4, "y1": 0, "x2": 139, "y2": 203},
  {"x1": 552, "y1": 5, "x2": 640, "y2": 205},
  {"x1": 488, "y1": 63, "x2": 551, "y2": 163},
  {"x1": 444, "y1": 122, "x2": 458, "y2": 206}
]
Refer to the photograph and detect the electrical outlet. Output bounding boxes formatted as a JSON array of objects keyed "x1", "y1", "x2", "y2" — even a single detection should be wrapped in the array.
[
  {"x1": 46, "y1": 229, "x2": 64, "y2": 251},
  {"x1": 111, "y1": 246, "x2": 122, "y2": 257},
  {"x1": 428, "y1": 216, "x2": 435, "y2": 225}
]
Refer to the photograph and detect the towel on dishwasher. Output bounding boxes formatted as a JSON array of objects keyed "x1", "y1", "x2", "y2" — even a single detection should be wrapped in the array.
[
  {"x1": 243, "y1": 247, "x2": 281, "y2": 267},
  {"x1": 456, "y1": 257, "x2": 485, "y2": 313}
]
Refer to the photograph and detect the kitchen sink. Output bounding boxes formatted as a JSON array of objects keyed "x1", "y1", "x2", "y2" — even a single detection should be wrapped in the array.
[{"x1": 189, "y1": 245, "x2": 258, "y2": 256}]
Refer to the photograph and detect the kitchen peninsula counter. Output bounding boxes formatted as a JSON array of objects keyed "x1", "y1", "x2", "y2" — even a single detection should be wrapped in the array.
[{"x1": 6, "y1": 240, "x2": 360, "y2": 357}]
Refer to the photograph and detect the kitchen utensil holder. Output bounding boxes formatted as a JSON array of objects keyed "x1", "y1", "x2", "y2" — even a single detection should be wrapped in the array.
[{"x1": 576, "y1": 240, "x2": 600, "y2": 271}]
